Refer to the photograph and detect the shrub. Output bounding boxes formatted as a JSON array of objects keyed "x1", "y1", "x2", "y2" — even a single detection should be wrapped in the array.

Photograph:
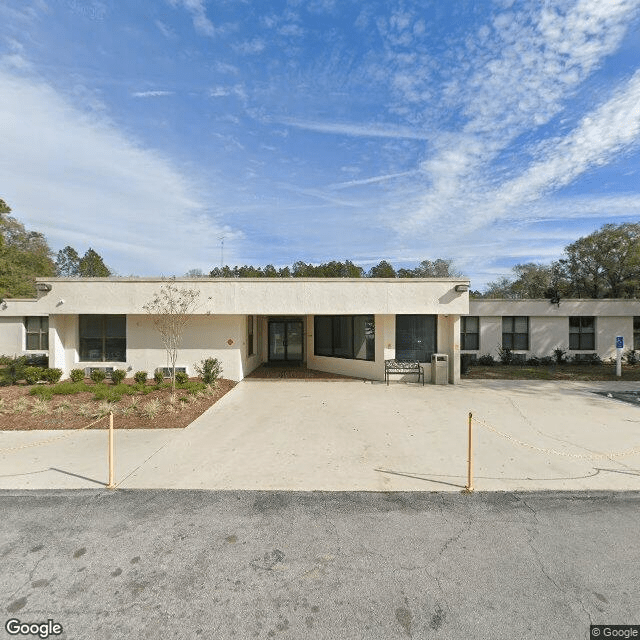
[
  {"x1": 23, "y1": 366, "x2": 43, "y2": 385},
  {"x1": 194, "y1": 357, "x2": 222, "y2": 385},
  {"x1": 134, "y1": 371, "x2": 148, "y2": 385},
  {"x1": 526, "y1": 356, "x2": 541, "y2": 367},
  {"x1": 588, "y1": 353, "x2": 603, "y2": 366},
  {"x1": 553, "y1": 348, "x2": 567, "y2": 364},
  {"x1": 625, "y1": 349, "x2": 638, "y2": 365},
  {"x1": 153, "y1": 370, "x2": 164, "y2": 385},
  {"x1": 539, "y1": 355, "x2": 554, "y2": 366},
  {"x1": 0, "y1": 355, "x2": 27, "y2": 385},
  {"x1": 180, "y1": 380, "x2": 206, "y2": 395},
  {"x1": 175, "y1": 371, "x2": 189, "y2": 385},
  {"x1": 497, "y1": 347, "x2": 513, "y2": 365},
  {"x1": 90, "y1": 369, "x2": 106, "y2": 384},
  {"x1": 111, "y1": 369, "x2": 126, "y2": 385},
  {"x1": 69, "y1": 369, "x2": 85, "y2": 383},
  {"x1": 41, "y1": 368, "x2": 63, "y2": 384},
  {"x1": 477, "y1": 354, "x2": 495, "y2": 366}
]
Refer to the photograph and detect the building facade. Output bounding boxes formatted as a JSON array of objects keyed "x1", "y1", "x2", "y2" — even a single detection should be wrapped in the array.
[
  {"x1": 462, "y1": 299, "x2": 640, "y2": 362},
  {"x1": 0, "y1": 278, "x2": 470, "y2": 383}
]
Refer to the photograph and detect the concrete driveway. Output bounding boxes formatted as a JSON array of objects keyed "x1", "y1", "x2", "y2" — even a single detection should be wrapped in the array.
[{"x1": 2, "y1": 378, "x2": 640, "y2": 491}]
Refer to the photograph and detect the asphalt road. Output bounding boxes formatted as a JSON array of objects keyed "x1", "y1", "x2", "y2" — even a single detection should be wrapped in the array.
[{"x1": 1, "y1": 490, "x2": 639, "y2": 640}]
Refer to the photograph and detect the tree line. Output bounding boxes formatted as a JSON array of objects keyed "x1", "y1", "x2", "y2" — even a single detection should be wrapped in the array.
[
  {"x1": 478, "y1": 223, "x2": 640, "y2": 299},
  {"x1": 200, "y1": 258, "x2": 461, "y2": 279},
  {"x1": 0, "y1": 198, "x2": 111, "y2": 298}
]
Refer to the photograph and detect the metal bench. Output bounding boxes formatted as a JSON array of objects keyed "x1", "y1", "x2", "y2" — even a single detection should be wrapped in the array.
[{"x1": 384, "y1": 359, "x2": 424, "y2": 386}]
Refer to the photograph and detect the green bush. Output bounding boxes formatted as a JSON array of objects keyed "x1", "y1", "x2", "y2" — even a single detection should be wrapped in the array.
[
  {"x1": 497, "y1": 347, "x2": 513, "y2": 365},
  {"x1": 134, "y1": 371, "x2": 148, "y2": 385},
  {"x1": 625, "y1": 349, "x2": 638, "y2": 365},
  {"x1": 553, "y1": 347, "x2": 567, "y2": 364},
  {"x1": 194, "y1": 357, "x2": 222, "y2": 385},
  {"x1": 0, "y1": 355, "x2": 28, "y2": 385},
  {"x1": 175, "y1": 371, "x2": 189, "y2": 385},
  {"x1": 23, "y1": 366, "x2": 43, "y2": 385},
  {"x1": 477, "y1": 354, "x2": 495, "y2": 366},
  {"x1": 525, "y1": 356, "x2": 541, "y2": 366},
  {"x1": 180, "y1": 380, "x2": 207, "y2": 395},
  {"x1": 539, "y1": 355, "x2": 554, "y2": 366},
  {"x1": 90, "y1": 369, "x2": 106, "y2": 384},
  {"x1": 111, "y1": 369, "x2": 126, "y2": 385},
  {"x1": 153, "y1": 370, "x2": 164, "y2": 385},
  {"x1": 69, "y1": 369, "x2": 85, "y2": 383},
  {"x1": 41, "y1": 368, "x2": 63, "y2": 384}
]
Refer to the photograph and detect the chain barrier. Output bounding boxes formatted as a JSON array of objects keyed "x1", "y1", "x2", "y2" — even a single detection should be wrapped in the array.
[
  {"x1": 473, "y1": 416, "x2": 640, "y2": 460},
  {"x1": 0, "y1": 413, "x2": 109, "y2": 454}
]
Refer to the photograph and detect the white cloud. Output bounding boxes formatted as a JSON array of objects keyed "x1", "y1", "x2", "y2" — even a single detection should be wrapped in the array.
[
  {"x1": 278, "y1": 117, "x2": 431, "y2": 140},
  {"x1": 0, "y1": 65, "x2": 231, "y2": 275},
  {"x1": 132, "y1": 90, "x2": 174, "y2": 98},
  {"x1": 169, "y1": 0, "x2": 216, "y2": 37}
]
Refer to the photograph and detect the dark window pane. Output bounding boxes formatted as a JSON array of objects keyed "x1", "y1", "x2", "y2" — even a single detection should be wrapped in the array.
[
  {"x1": 465, "y1": 316, "x2": 479, "y2": 332},
  {"x1": 502, "y1": 317, "x2": 513, "y2": 332},
  {"x1": 581, "y1": 334, "x2": 595, "y2": 350},
  {"x1": 314, "y1": 317, "x2": 332, "y2": 356},
  {"x1": 25, "y1": 316, "x2": 41, "y2": 332},
  {"x1": 26, "y1": 334, "x2": 40, "y2": 350},
  {"x1": 502, "y1": 334, "x2": 514, "y2": 349},
  {"x1": 396, "y1": 315, "x2": 436, "y2": 361},
  {"x1": 569, "y1": 317, "x2": 581, "y2": 330},
  {"x1": 105, "y1": 315, "x2": 126, "y2": 337},
  {"x1": 635, "y1": 334, "x2": 640, "y2": 350},
  {"x1": 464, "y1": 335, "x2": 479, "y2": 350},
  {"x1": 514, "y1": 317, "x2": 528, "y2": 333},
  {"x1": 41, "y1": 333, "x2": 49, "y2": 350},
  {"x1": 80, "y1": 338, "x2": 103, "y2": 361},
  {"x1": 105, "y1": 339, "x2": 126, "y2": 362},
  {"x1": 634, "y1": 317, "x2": 640, "y2": 331},
  {"x1": 333, "y1": 316, "x2": 353, "y2": 358},
  {"x1": 514, "y1": 334, "x2": 528, "y2": 350},
  {"x1": 353, "y1": 317, "x2": 367, "y2": 360},
  {"x1": 581, "y1": 316, "x2": 594, "y2": 332},
  {"x1": 569, "y1": 334, "x2": 580, "y2": 350}
]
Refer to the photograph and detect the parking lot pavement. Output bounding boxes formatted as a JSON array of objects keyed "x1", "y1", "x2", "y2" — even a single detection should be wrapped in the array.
[
  {"x1": 1, "y1": 490, "x2": 639, "y2": 640},
  {"x1": 1, "y1": 379, "x2": 640, "y2": 491}
]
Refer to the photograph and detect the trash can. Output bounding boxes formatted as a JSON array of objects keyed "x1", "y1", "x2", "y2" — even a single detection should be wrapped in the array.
[{"x1": 431, "y1": 353, "x2": 449, "y2": 385}]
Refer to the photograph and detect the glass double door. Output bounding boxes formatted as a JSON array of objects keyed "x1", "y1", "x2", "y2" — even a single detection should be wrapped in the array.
[{"x1": 268, "y1": 320, "x2": 303, "y2": 362}]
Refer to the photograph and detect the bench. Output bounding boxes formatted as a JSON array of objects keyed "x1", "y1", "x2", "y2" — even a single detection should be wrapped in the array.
[{"x1": 384, "y1": 359, "x2": 424, "y2": 386}]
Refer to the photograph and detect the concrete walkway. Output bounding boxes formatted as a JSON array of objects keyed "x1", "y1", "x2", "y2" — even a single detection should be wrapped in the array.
[{"x1": 1, "y1": 379, "x2": 640, "y2": 491}]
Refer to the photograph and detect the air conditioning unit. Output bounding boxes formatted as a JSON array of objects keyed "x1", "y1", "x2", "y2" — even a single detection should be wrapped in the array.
[
  {"x1": 156, "y1": 367, "x2": 187, "y2": 378},
  {"x1": 85, "y1": 366, "x2": 114, "y2": 378}
]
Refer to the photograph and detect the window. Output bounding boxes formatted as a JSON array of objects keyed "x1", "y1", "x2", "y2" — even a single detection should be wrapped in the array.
[
  {"x1": 395, "y1": 315, "x2": 437, "y2": 361},
  {"x1": 25, "y1": 317, "x2": 48, "y2": 350},
  {"x1": 461, "y1": 316, "x2": 479, "y2": 350},
  {"x1": 634, "y1": 317, "x2": 640, "y2": 350},
  {"x1": 79, "y1": 315, "x2": 126, "y2": 362},
  {"x1": 569, "y1": 316, "x2": 595, "y2": 350},
  {"x1": 314, "y1": 315, "x2": 375, "y2": 361},
  {"x1": 247, "y1": 316, "x2": 254, "y2": 357},
  {"x1": 502, "y1": 316, "x2": 529, "y2": 350}
]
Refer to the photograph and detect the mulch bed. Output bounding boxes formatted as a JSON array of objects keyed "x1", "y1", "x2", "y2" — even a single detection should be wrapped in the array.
[
  {"x1": 0, "y1": 379, "x2": 236, "y2": 431},
  {"x1": 246, "y1": 365, "x2": 361, "y2": 380}
]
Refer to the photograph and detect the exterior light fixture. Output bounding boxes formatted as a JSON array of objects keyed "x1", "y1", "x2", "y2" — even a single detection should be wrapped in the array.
[{"x1": 455, "y1": 284, "x2": 469, "y2": 292}]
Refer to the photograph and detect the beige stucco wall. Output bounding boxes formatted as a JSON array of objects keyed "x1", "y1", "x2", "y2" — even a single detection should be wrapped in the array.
[
  {"x1": 463, "y1": 301, "x2": 638, "y2": 360},
  {"x1": 0, "y1": 317, "x2": 25, "y2": 356},
  {"x1": 1, "y1": 278, "x2": 470, "y2": 316}
]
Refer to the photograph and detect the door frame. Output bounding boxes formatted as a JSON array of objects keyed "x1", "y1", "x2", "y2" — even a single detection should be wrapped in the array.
[{"x1": 268, "y1": 319, "x2": 304, "y2": 363}]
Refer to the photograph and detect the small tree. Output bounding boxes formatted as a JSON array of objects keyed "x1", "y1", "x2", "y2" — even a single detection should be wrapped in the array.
[{"x1": 143, "y1": 282, "x2": 200, "y2": 394}]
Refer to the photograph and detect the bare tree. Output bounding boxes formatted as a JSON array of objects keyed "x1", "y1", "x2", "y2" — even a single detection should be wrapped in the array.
[{"x1": 143, "y1": 282, "x2": 200, "y2": 394}]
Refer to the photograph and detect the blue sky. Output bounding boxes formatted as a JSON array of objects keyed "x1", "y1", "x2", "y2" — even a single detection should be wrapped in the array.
[{"x1": 1, "y1": 0, "x2": 639, "y2": 288}]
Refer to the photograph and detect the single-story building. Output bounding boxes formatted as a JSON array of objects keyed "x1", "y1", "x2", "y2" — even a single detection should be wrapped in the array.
[
  {"x1": 462, "y1": 299, "x2": 640, "y2": 362},
  {"x1": 0, "y1": 277, "x2": 470, "y2": 383},
  {"x1": 1, "y1": 279, "x2": 638, "y2": 383}
]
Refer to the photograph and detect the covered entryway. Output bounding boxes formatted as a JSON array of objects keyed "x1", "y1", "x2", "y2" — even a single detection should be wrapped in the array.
[{"x1": 268, "y1": 319, "x2": 303, "y2": 363}]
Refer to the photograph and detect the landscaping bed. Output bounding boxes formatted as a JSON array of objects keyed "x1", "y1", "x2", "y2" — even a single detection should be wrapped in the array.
[
  {"x1": 463, "y1": 364, "x2": 640, "y2": 381},
  {"x1": 0, "y1": 378, "x2": 236, "y2": 431}
]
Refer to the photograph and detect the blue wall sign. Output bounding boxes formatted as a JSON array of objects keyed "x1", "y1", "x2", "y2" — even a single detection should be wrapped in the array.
[{"x1": 616, "y1": 336, "x2": 624, "y2": 349}]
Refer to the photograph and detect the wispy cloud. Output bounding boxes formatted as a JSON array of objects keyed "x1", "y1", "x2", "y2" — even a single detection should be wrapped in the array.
[
  {"x1": 168, "y1": 0, "x2": 216, "y2": 37},
  {"x1": 277, "y1": 117, "x2": 430, "y2": 140},
  {"x1": 132, "y1": 90, "x2": 174, "y2": 98},
  {"x1": 0, "y1": 63, "x2": 231, "y2": 275},
  {"x1": 328, "y1": 171, "x2": 418, "y2": 190}
]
